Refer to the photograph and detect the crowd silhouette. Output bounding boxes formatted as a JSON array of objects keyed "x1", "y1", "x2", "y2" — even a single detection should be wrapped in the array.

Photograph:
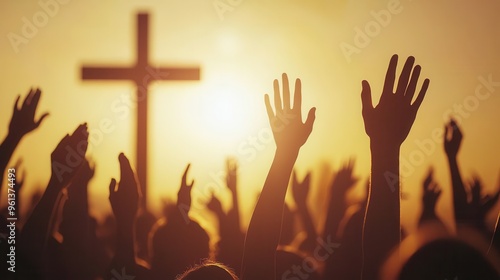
[{"x1": 1, "y1": 55, "x2": 500, "y2": 280}]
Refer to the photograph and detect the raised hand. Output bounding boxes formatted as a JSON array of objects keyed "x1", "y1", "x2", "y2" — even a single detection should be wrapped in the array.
[
  {"x1": 361, "y1": 55, "x2": 430, "y2": 148},
  {"x1": 226, "y1": 157, "x2": 238, "y2": 193},
  {"x1": 292, "y1": 170, "x2": 311, "y2": 208},
  {"x1": 331, "y1": 159, "x2": 359, "y2": 199},
  {"x1": 49, "y1": 123, "x2": 89, "y2": 190},
  {"x1": 419, "y1": 169, "x2": 443, "y2": 227},
  {"x1": 1, "y1": 89, "x2": 48, "y2": 199},
  {"x1": 265, "y1": 73, "x2": 316, "y2": 152},
  {"x1": 444, "y1": 119, "x2": 463, "y2": 158},
  {"x1": 109, "y1": 153, "x2": 140, "y2": 225},
  {"x1": 469, "y1": 177, "x2": 500, "y2": 223},
  {"x1": 177, "y1": 163, "x2": 194, "y2": 212},
  {"x1": 225, "y1": 157, "x2": 242, "y2": 234},
  {"x1": 8, "y1": 88, "x2": 49, "y2": 139},
  {"x1": 422, "y1": 169, "x2": 442, "y2": 210}
]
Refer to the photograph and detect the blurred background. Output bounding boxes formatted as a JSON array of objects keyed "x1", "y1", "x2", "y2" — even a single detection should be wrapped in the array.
[{"x1": 0, "y1": 0, "x2": 499, "y2": 238}]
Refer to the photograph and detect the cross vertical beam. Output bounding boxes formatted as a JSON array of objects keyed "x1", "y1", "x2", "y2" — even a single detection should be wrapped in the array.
[{"x1": 81, "y1": 13, "x2": 200, "y2": 207}]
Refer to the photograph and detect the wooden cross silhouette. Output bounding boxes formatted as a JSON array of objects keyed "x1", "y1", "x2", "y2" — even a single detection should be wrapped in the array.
[{"x1": 81, "y1": 13, "x2": 200, "y2": 205}]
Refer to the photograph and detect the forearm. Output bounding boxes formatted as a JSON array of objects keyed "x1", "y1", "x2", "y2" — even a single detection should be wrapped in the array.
[
  {"x1": 447, "y1": 156, "x2": 468, "y2": 221},
  {"x1": 0, "y1": 133, "x2": 22, "y2": 196},
  {"x1": 20, "y1": 181, "x2": 61, "y2": 266},
  {"x1": 113, "y1": 222, "x2": 136, "y2": 267},
  {"x1": 323, "y1": 197, "x2": 345, "y2": 241},
  {"x1": 62, "y1": 188, "x2": 90, "y2": 247},
  {"x1": 363, "y1": 144, "x2": 400, "y2": 278},
  {"x1": 297, "y1": 203, "x2": 317, "y2": 242},
  {"x1": 228, "y1": 191, "x2": 241, "y2": 232},
  {"x1": 242, "y1": 148, "x2": 298, "y2": 278}
]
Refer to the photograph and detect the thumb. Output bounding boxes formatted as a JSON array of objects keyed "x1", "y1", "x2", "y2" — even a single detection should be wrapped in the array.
[{"x1": 304, "y1": 107, "x2": 316, "y2": 133}]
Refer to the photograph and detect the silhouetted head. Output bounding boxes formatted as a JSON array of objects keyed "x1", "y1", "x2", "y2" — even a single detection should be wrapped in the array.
[
  {"x1": 176, "y1": 261, "x2": 238, "y2": 280},
  {"x1": 399, "y1": 239, "x2": 498, "y2": 279},
  {"x1": 149, "y1": 216, "x2": 210, "y2": 279}
]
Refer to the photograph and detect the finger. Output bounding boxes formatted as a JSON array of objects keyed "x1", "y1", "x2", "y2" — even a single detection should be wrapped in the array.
[
  {"x1": 404, "y1": 65, "x2": 421, "y2": 103},
  {"x1": 361, "y1": 80, "x2": 373, "y2": 113},
  {"x1": 304, "y1": 172, "x2": 311, "y2": 186},
  {"x1": 273, "y1": 79, "x2": 283, "y2": 113},
  {"x1": 13, "y1": 95, "x2": 21, "y2": 111},
  {"x1": 35, "y1": 112, "x2": 50, "y2": 128},
  {"x1": 264, "y1": 94, "x2": 275, "y2": 121},
  {"x1": 412, "y1": 78, "x2": 430, "y2": 111},
  {"x1": 109, "y1": 178, "x2": 117, "y2": 194},
  {"x1": 292, "y1": 78, "x2": 302, "y2": 114},
  {"x1": 182, "y1": 163, "x2": 191, "y2": 185},
  {"x1": 282, "y1": 73, "x2": 291, "y2": 110},
  {"x1": 395, "y1": 56, "x2": 415, "y2": 96},
  {"x1": 293, "y1": 78, "x2": 302, "y2": 116},
  {"x1": 451, "y1": 119, "x2": 463, "y2": 139},
  {"x1": 71, "y1": 123, "x2": 89, "y2": 157},
  {"x1": 382, "y1": 54, "x2": 398, "y2": 95},
  {"x1": 30, "y1": 88, "x2": 42, "y2": 108},
  {"x1": 304, "y1": 107, "x2": 316, "y2": 134},
  {"x1": 22, "y1": 88, "x2": 34, "y2": 108}
]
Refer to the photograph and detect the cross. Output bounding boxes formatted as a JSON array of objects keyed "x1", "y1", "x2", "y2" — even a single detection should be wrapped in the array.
[{"x1": 81, "y1": 13, "x2": 200, "y2": 206}]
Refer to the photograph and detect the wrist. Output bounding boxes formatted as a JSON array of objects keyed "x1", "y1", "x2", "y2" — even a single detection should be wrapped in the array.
[
  {"x1": 370, "y1": 141, "x2": 400, "y2": 156},
  {"x1": 446, "y1": 155, "x2": 457, "y2": 163},
  {"x1": 6, "y1": 130, "x2": 23, "y2": 143},
  {"x1": 275, "y1": 147, "x2": 299, "y2": 161}
]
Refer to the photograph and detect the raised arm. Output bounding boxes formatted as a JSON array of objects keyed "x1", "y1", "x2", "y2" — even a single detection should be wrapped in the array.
[
  {"x1": 60, "y1": 158, "x2": 95, "y2": 279},
  {"x1": 291, "y1": 171, "x2": 317, "y2": 252},
  {"x1": 0, "y1": 88, "x2": 48, "y2": 197},
  {"x1": 20, "y1": 123, "x2": 88, "y2": 276},
  {"x1": 361, "y1": 55, "x2": 429, "y2": 278},
  {"x1": 468, "y1": 177, "x2": 500, "y2": 231},
  {"x1": 444, "y1": 119, "x2": 469, "y2": 223},
  {"x1": 177, "y1": 163, "x2": 194, "y2": 223},
  {"x1": 323, "y1": 159, "x2": 358, "y2": 242},
  {"x1": 107, "y1": 153, "x2": 140, "y2": 278},
  {"x1": 241, "y1": 73, "x2": 315, "y2": 280},
  {"x1": 226, "y1": 158, "x2": 242, "y2": 235}
]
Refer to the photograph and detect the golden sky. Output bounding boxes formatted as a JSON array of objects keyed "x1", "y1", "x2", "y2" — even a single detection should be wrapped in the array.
[{"x1": 1, "y1": 0, "x2": 500, "y2": 235}]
